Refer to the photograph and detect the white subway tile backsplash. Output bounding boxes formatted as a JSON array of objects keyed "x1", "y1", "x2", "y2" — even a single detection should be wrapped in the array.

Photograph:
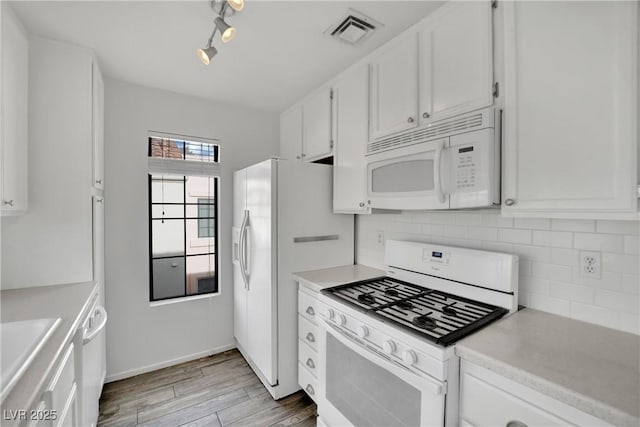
[
  {"x1": 512, "y1": 245, "x2": 552, "y2": 263},
  {"x1": 551, "y1": 219, "x2": 596, "y2": 232},
  {"x1": 549, "y1": 281, "x2": 594, "y2": 304},
  {"x1": 454, "y1": 213, "x2": 483, "y2": 226},
  {"x1": 595, "y1": 290, "x2": 639, "y2": 314},
  {"x1": 573, "y1": 232, "x2": 624, "y2": 253},
  {"x1": 619, "y1": 312, "x2": 640, "y2": 335},
  {"x1": 528, "y1": 293, "x2": 571, "y2": 316},
  {"x1": 481, "y1": 241, "x2": 513, "y2": 253},
  {"x1": 531, "y1": 263, "x2": 572, "y2": 282},
  {"x1": 468, "y1": 226, "x2": 498, "y2": 241},
  {"x1": 498, "y1": 228, "x2": 532, "y2": 244},
  {"x1": 441, "y1": 225, "x2": 468, "y2": 239},
  {"x1": 624, "y1": 235, "x2": 639, "y2": 255},
  {"x1": 481, "y1": 212, "x2": 513, "y2": 228},
  {"x1": 571, "y1": 302, "x2": 619, "y2": 330},
  {"x1": 596, "y1": 220, "x2": 639, "y2": 235},
  {"x1": 532, "y1": 231, "x2": 573, "y2": 248},
  {"x1": 357, "y1": 211, "x2": 639, "y2": 334},
  {"x1": 514, "y1": 218, "x2": 551, "y2": 230},
  {"x1": 520, "y1": 276, "x2": 549, "y2": 295},
  {"x1": 602, "y1": 252, "x2": 639, "y2": 275},
  {"x1": 622, "y1": 275, "x2": 639, "y2": 294},
  {"x1": 551, "y1": 248, "x2": 579, "y2": 266}
]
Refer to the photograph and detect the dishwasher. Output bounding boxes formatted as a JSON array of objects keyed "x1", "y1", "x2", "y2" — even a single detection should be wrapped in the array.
[{"x1": 76, "y1": 294, "x2": 107, "y2": 427}]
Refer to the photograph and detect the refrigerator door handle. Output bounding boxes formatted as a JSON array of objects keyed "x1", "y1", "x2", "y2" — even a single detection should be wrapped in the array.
[{"x1": 239, "y1": 209, "x2": 250, "y2": 290}]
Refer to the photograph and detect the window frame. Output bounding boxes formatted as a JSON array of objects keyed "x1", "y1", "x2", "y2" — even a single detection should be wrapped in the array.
[{"x1": 147, "y1": 132, "x2": 221, "y2": 303}]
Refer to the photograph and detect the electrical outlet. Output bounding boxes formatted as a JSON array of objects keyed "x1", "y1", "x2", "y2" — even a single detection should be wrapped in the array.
[
  {"x1": 579, "y1": 251, "x2": 601, "y2": 278},
  {"x1": 375, "y1": 231, "x2": 385, "y2": 247}
]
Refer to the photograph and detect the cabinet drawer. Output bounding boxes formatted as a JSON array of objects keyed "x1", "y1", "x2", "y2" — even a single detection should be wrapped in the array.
[
  {"x1": 298, "y1": 290, "x2": 319, "y2": 325},
  {"x1": 298, "y1": 315, "x2": 318, "y2": 351},
  {"x1": 47, "y1": 343, "x2": 75, "y2": 414},
  {"x1": 460, "y1": 362, "x2": 611, "y2": 427},
  {"x1": 298, "y1": 339, "x2": 318, "y2": 378},
  {"x1": 298, "y1": 362, "x2": 317, "y2": 403}
]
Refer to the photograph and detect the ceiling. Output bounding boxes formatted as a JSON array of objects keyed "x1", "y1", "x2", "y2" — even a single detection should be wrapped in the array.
[{"x1": 11, "y1": 1, "x2": 443, "y2": 112}]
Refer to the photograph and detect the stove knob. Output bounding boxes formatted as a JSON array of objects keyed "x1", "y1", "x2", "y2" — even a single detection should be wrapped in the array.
[
  {"x1": 402, "y1": 350, "x2": 417, "y2": 365},
  {"x1": 357, "y1": 325, "x2": 369, "y2": 338},
  {"x1": 324, "y1": 308, "x2": 335, "y2": 320},
  {"x1": 336, "y1": 314, "x2": 347, "y2": 326},
  {"x1": 383, "y1": 340, "x2": 397, "y2": 355}
]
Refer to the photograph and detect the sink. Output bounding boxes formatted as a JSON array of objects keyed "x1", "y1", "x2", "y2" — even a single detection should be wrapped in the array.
[{"x1": 1, "y1": 318, "x2": 61, "y2": 400}]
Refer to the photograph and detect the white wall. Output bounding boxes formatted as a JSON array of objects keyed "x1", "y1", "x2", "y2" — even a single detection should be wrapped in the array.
[
  {"x1": 357, "y1": 211, "x2": 640, "y2": 335},
  {"x1": 104, "y1": 78, "x2": 279, "y2": 381}
]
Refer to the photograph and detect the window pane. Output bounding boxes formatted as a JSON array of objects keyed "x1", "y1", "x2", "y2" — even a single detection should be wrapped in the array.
[
  {"x1": 151, "y1": 175, "x2": 184, "y2": 204},
  {"x1": 186, "y1": 219, "x2": 215, "y2": 255},
  {"x1": 151, "y1": 204, "x2": 184, "y2": 219},
  {"x1": 186, "y1": 201, "x2": 215, "y2": 218},
  {"x1": 186, "y1": 254, "x2": 216, "y2": 296},
  {"x1": 186, "y1": 176, "x2": 216, "y2": 203},
  {"x1": 151, "y1": 219, "x2": 184, "y2": 257},
  {"x1": 184, "y1": 140, "x2": 219, "y2": 162},
  {"x1": 149, "y1": 137, "x2": 185, "y2": 160},
  {"x1": 152, "y1": 257, "x2": 185, "y2": 300}
]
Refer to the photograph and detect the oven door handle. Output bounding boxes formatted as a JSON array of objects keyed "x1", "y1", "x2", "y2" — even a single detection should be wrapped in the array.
[{"x1": 321, "y1": 319, "x2": 444, "y2": 396}]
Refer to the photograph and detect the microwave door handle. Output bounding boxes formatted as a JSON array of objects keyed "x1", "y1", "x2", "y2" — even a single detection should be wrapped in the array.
[{"x1": 434, "y1": 141, "x2": 446, "y2": 204}]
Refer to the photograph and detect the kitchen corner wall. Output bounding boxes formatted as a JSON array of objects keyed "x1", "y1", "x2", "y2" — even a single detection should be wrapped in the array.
[
  {"x1": 104, "y1": 79, "x2": 279, "y2": 381},
  {"x1": 357, "y1": 211, "x2": 640, "y2": 335}
]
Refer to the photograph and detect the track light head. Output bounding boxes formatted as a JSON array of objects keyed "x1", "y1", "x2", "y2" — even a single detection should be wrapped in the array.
[
  {"x1": 215, "y1": 17, "x2": 236, "y2": 43},
  {"x1": 197, "y1": 44, "x2": 218, "y2": 65},
  {"x1": 227, "y1": 0, "x2": 244, "y2": 12}
]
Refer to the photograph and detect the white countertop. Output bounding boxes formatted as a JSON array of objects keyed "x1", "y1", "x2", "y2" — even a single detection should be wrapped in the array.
[
  {"x1": 456, "y1": 308, "x2": 640, "y2": 427},
  {"x1": 293, "y1": 264, "x2": 386, "y2": 292},
  {"x1": 0, "y1": 282, "x2": 97, "y2": 421}
]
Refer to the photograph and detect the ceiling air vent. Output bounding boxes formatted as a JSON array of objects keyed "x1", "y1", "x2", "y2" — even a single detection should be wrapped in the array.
[{"x1": 324, "y1": 9, "x2": 382, "y2": 45}]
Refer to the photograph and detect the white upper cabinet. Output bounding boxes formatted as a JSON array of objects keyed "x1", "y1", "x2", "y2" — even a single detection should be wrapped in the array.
[
  {"x1": 280, "y1": 104, "x2": 303, "y2": 162},
  {"x1": 1, "y1": 4, "x2": 29, "y2": 215},
  {"x1": 418, "y1": 1, "x2": 493, "y2": 124},
  {"x1": 369, "y1": 32, "x2": 419, "y2": 140},
  {"x1": 302, "y1": 86, "x2": 334, "y2": 161},
  {"x1": 92, "y1": 60, "x2": 105, "y2": 191},
  {"x1": 333, "y1": 64, "x2": 370, "y2": 214},
  {"x1": 501, "y1": 1, "x2": 638, "y2": 218}
]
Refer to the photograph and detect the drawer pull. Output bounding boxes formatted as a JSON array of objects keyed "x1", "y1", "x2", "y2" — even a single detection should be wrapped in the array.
[
  {"x1": 305, "y1": 306, "x2": 315, "y2": 316},
  {"x1": 306, "y1": 332, "x2": 315, "y2": 343},
  {"x1": 506, "y1": 421, "x2": 528, "y2": 427},
  {"x1": 305, "y1": 384, "x2": 315, "y2": 396},
  {"x1": 306, "y1": 358, "x2": 315, "y2": 369}
]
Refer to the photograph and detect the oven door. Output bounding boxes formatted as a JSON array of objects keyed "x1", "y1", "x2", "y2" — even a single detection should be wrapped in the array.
[
  {"x1": 317, "y1": 319, "x2": 446, "y2": 427},
  {"x1": 367, "y1": 138, "x2": 449, "y2": 210}
]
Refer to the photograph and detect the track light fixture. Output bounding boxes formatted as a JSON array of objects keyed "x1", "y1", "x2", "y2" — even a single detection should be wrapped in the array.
[{"x1": 198, "y1": 0, "x2": 243, "y2": 64}]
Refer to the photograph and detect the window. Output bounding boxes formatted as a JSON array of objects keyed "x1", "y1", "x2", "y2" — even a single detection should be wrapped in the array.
[{"x1": 148, "y1": 135, "x2": 220, "y2": 302}]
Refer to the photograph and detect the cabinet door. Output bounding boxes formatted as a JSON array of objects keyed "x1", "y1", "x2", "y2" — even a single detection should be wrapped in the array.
[
  {"x1": 502, "y1": 1, "x2": 638, "y2": 218},
  {"x1": 302, "y1": 87, "x2": 333, "y2": 161},
  {"x1": 92, "y1": 60, "x2": 104, "y2": 191},
  {"x1": 333, "y1": 64, "x2": 370, "y2": 214},
  {"x1": 369, "y1": 32, "x2": 418, "y2": 140},
  {"x1": 280, "y1": 105, "x2": 303, "y2": 162},
  {"x1": 1, "y1": 4, "x2": 29, "y2": 214},
  {"x1": 418, "y1": 1, "x2": 493, "y2": 124}
]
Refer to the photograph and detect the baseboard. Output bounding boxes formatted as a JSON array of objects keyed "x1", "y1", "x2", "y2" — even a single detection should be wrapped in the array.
[{"x1": 105, "y1": 343, "x2": 236, "y2": 383}]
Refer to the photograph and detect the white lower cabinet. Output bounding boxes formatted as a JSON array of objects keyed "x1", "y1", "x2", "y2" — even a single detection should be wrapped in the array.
[
  {"x1": 29, "y1": 343, "x2": 79, "y2": 427},
  {"x1": 297, "y1": 285, "x2": 319, "y2": 403},
  {"x1": 460, "y1": 361, "x2": 612, "y2": 427}
]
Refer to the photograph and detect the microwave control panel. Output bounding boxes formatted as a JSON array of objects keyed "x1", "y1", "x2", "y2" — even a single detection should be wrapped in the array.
[{"x1": 454, "y1": 145, "x2": 478, "y2": 190}]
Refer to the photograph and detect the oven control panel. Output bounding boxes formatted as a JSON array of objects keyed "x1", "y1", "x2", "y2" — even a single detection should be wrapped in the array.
[{"x1": 423, "y1": 249, "x2": 450, "y2": 265}]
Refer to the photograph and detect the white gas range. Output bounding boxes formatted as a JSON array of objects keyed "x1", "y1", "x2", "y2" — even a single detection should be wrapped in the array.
[{"x1": 314, "y1": 240, "x2": 519, "y2": 427}]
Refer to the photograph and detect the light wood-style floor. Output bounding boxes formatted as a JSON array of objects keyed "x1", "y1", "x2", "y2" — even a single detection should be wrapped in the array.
[{"x1": 98, "y1": 350, "x2": 317, "y2": 427}]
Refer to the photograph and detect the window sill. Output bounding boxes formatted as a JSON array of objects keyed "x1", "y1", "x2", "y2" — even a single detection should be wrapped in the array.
[{"x1": 149, "y1": 292, "x2": 220, "y2": 307}]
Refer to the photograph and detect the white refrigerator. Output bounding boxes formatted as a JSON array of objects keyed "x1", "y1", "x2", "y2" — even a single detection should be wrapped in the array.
[{"x1": 232, "y1": 158, "x2": 354, "y2": 399}]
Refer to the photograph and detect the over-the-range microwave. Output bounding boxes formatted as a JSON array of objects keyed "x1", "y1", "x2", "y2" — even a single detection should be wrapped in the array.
[{"x1": 366, "y1": 107, "x2": 500, "y2": 210}]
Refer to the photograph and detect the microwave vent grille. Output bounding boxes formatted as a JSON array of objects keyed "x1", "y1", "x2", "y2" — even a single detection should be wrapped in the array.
[{"x1": 367, "y1": 113, "x2": 484, "y2": 155}]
